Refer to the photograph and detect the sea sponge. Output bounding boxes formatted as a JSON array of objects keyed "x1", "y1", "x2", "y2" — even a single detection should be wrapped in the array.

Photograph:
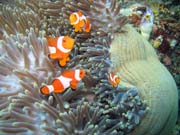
[{"x1": 110, "y1": 24, "x2": 178, "y2": 135}]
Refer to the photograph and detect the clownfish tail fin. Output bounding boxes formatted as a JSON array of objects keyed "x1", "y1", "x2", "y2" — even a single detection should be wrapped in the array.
[
  {"x1": 40, "y1": 86, "x2": 50, "y2": 95},
  {"x1": 85, "y1": 18, "x2": 91, "y2": 32}
]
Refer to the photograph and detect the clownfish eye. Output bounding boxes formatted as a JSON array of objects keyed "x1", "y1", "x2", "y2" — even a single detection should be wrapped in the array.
[{"x1": 63, "y1": 39, "x2": 66, "y2": 43}]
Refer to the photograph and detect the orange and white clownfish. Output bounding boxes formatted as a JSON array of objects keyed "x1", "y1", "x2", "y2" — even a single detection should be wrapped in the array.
[
  {"x1": 47, "y1": 36, "x2": 75, "y2": 66},
  {"x1": 108, "y1": 72, "x2": 120, "y2": 87},
  {"x1": 69, "y1": 11, "x2": 91, "y2": 33},
  {"x1": 40, "y1": 69, "x2": 86, "y2": 95}
]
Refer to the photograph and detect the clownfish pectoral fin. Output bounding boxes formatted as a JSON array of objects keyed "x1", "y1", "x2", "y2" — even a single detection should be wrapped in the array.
[
  {"x1": 78, "y1": 20, "x2": 86, "y2": 28},
  {"x1": 49, "y1": 53, "x2": 62, "y2": 59},
  {"x1": 66, "y1": 56, "x2": 70, "y2": 62},
  {"x1": 70, "y1": 81, "x2": 78, "y2": 90},
  {"x1": 74, "y1": 25, "x2": 82, "y2": 32},
  {"x1": 58, "y1": 59, "x2": 67, "y2": 67}
]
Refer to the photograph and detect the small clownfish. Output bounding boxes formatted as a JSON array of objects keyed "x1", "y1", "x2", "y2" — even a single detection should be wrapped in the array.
[
  {"x1": 40, "y1": 69, "x2": 86, "y2": 95},
  {"x1": 69, "y1": 11, "x2": 91, "y2": 33},
  {"x1": 108, "y1": 72, "x2": 120, "y2": 87},
  {"x1": 47, "y1": 36, "x2": 74, "y2": 66}
]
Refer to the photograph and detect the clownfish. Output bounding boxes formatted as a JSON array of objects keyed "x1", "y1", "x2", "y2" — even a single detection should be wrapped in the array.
[
  {"x1": 108, "y1": 72, "x2": 120, "y2": 87},
  {"x1": 40, "y1": 69, "x2": 86, "y2": 95},
  {"x1": 69, "y1": 11, "x2": 91, "y2": 33},
  {"x1": 47, "y1": 36, "x2": 74, "y2": 66}
]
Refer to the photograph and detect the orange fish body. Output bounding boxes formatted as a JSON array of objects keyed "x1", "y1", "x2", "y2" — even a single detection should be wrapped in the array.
[
  {"x1": 47, "y1": 36, "x2": 74, "y2": 66},
  {"x1": 69, "y1": 11, "x2": 91, "y2": 33},
  {"x1": 40, "y1": 69, "x2": 86, "y2": 95},
  {"x1": 109, "y1": 72, "x2": 120, "y2": 87},
  {"x1": 84, "y1": 18, "x2": 91, "y2": 32}
]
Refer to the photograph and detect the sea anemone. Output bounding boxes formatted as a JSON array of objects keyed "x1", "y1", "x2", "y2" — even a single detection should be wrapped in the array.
[{"x1": 0, "y1": 0, "x2": 168, "y2": 135}]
